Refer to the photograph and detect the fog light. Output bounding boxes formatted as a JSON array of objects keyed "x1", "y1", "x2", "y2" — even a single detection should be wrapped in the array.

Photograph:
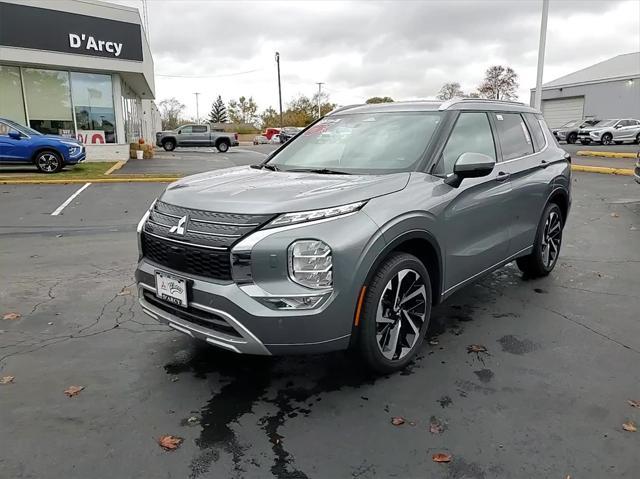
[
  {"x1": 288, "y1": 240, "x2": 332, "y2": 289},
  {"x1": 258, "y1": 295, "x2": 327, "y2": 310}
]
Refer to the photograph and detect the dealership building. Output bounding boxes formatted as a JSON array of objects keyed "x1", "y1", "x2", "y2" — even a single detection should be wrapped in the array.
[
  {"x1": 0, "y1": 0, "x2": 160, "y2": 160},
  {"x1": 531, "y1": 52, "x2": 640, "y2": 128}
]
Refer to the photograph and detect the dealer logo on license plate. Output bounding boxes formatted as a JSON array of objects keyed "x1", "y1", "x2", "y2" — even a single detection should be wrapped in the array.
[{"x1": 155, "y1": 271, "x2": 188, "y2": 307}]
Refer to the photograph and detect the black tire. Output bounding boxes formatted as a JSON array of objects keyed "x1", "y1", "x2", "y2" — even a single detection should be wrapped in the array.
[
  {"x1": 635, "y1": 133, "x2": 640, "y2": 144},
  {"x1": 216, "y1": 140, "x2": 230, "y2": 153},
  {"x1": 357, "y1": 252, "x2": 432, "y2": 374},
  {"x1": 580, "y1": 139, "x2": 590, "y2": 145},
  {"x1": 162, "y1": 140, "x2": 176, "y2": 151},
  {"x1": 34, "y1": 150, "x2": 63, "y2": 173},
  {"x1": 601, "y1": 133, "x2": 613, "y2": 145},
  {"x1": 566, "y1": 133, "x2": 577, "y2": 144},
  {"x1": 516, "y1": 203, "x2": 563, "y2": 278}
]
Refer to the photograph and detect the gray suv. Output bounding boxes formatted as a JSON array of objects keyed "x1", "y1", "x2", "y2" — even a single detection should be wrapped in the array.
[{"x1": 136, "y1": 99, "x2": 571, "y2": 373}]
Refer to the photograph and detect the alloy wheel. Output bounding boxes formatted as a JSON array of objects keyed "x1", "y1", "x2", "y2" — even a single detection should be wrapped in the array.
[
  {"x1": 602, "y1": 134, "x2": 613, "y2": 145},
  {"x1": 540, "y1": 211, "x2": 561, "y2": 269},
  {"x1": 38, "y1": 153, "x2": 59, "y2": 172},
  {"x1": 375, "y1": 269, "x2": 427, "y2": 361}
]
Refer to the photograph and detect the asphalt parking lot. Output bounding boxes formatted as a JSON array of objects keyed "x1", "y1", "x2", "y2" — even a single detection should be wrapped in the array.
[{"x1": 1, "y1": 172, "x2": 639, "y2": 478}]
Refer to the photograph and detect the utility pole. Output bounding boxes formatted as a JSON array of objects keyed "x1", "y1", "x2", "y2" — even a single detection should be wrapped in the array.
[
  {"x1": 534, "y1": 0, "x2": 549, "y2": 110},
  {"x1": 316, "y1": 82, "x2": 325, "y2": 118},
  {"x1": 275, "y1": 52, "x2": 283, "y2": 128},
  {"x1": 193, "y1": 92, "x2": 200, "y2": 123}
]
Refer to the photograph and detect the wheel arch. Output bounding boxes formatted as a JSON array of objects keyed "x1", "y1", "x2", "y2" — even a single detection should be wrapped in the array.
[
  {"x1": 546, "y1": 187, "x2": 569, "y2": 223},
  {"x1": 31, "y1": 147, "x2": 63, "y2": 164},
  {"x1": 161, "y1": 136, "x2": 177, "y2": 145}
]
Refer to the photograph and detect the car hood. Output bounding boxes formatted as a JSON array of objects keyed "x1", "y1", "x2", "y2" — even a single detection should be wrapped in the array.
[
  {"x1": 159, "y1": 166, "x2": 410, "y2": 214},
  {"x1": 579, "y1": 126, "x2": 605, "y2": 132}
]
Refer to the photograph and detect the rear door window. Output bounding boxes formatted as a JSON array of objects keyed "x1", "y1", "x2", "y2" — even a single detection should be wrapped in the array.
[
  {"x1": 492, "y1": 113, "x2": 534, "y2": 160},
  {"x1": 523, "y1": 113, "x2": 547, "y2": 151},
  {"x1": 192, "y1": 125, "x2": 207, "y2": 133}
]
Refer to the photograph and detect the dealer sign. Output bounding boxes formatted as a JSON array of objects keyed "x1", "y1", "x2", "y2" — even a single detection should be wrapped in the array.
[{"x1": 0, "y1": 1, "x2": 143, "y2": 61}]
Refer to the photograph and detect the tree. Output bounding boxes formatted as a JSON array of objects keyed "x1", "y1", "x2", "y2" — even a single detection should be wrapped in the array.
[
  {"x1": 158, "y1": 97, "x2": 185, "y2": 130},
  {"x1": 208, "y1": 95, "x2": 228, "y2": 123},
  {"x1": 227, "y1": 96, "x2": 259, "y2": 125},
  {"x1": 259, "y1": 93, "x2": 336, "y2": 129},
  {"x1": 436, "y1": 82, "x2": 464, "y2": 100},
  {"x1": 477, "y1": 65, "x2": 519, "y2": 101},
  {"x1": 365, "y1": 96, "x2": 394, "y2": 104},
  {"x1": 259, "y1": 107, "x2": 280, "y2": 129}
]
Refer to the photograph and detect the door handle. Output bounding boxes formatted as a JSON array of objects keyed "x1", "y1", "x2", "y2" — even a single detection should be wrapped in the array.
[{"x1": 495, "y1": 171, "x2": 510, "y2": 182}]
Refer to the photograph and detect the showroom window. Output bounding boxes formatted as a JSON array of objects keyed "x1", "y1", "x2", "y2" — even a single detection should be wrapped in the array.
[
  {"x1": 0, "y1": 65, "x2": 27, "y2": 124},
  {"x1": 22, "y1": 68, "x2": 74, "y2": 137},
  {"x1": 71, "y1": 72, "x2": 116, "y2": 143}
]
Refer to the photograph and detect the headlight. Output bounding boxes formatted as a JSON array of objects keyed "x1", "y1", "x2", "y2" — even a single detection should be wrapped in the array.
[
  {"x1": 268, "y1": 201, "x2": 365, "y2": 228},
  {"x1": 288, "y1": 240, "x2": 332, "y2": 289},
  {"x1": 69, "y1": 146, "x2": 80, "y2": 155},
  {"x1": 590, "y1": 130, "x2": 601, "y2": 136}
]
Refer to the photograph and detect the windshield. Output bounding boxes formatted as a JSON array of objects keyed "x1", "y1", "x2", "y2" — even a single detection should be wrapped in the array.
[
  {"x1": 560, "y1": 120, "x2": 580, "y2": 128},
  {"x1": 593, "y1": 120, "x2": 616, "y2": 128},
  {"x1": 4, "y1": 119, "x2": 43, "y2": 136},
  {"x1": 267, "y1": 112, "x2": 443, "y2": 174}
]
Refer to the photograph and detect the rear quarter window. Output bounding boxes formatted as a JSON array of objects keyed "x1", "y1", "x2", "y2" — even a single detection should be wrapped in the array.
[{"x1": 523, "y1": 113, "x2": 547, "y2": 151}]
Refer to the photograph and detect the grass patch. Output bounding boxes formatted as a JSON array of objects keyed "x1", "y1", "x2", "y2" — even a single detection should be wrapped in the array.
[{"x1": 0, "y1": 162, "x2": 183, "y2": 181}]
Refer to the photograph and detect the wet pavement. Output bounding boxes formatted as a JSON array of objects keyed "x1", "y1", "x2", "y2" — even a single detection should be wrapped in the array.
[{"x1": 1, "y1": 172, "x2": 639, "y2": 478}]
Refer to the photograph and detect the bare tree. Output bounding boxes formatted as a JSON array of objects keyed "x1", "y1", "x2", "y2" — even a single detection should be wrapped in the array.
[
  {"x1": 477, "y1": 66, "x2": 519, "y2": 101},
  {"x1": 436, "y1": 82, "x2": 464, "y2": 100},
  {"x1": 365, "y1": 96, "x2": 394, "y2": 104},
  {"x1": 158, "y1": 97, "x2": 186, "y2": 130},
  {"x1": 227, "y1": 96, "x2": 259, "y2": 125}
]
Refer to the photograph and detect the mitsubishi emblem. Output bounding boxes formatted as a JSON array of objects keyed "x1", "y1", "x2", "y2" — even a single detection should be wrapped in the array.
[{"x1": 169, "y1": 215, "x2": 188, "y2": 236}]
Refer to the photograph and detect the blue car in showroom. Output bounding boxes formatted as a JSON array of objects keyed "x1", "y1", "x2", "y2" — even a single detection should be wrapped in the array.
[{"x1": 0, "y1": 117, "x2": 86, "y2": 173}]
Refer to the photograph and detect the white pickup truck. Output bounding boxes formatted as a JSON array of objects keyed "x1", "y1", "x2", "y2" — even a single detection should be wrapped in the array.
[{"x1": 155, "y1": 124, "x2": 239, "y2": 152}]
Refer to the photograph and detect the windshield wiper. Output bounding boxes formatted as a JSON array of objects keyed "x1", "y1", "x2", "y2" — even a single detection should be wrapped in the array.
[
  {"x1": 250, "y1": 163, "x2": 280, "y2": 171},
  {"x1": 287, "y1": 168, "x2": 351, "y2": 175}
]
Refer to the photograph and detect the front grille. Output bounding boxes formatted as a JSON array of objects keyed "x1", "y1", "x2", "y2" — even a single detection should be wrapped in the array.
[
  {"x1": 142, "y1": 233, "x2": 232, "y2": 280},
  {"x1": 141, "y1": 201, "x2": 275, "y2": 279},
  {"x1": 142, "y1": 290, "x2": 241, "y2": 338}
]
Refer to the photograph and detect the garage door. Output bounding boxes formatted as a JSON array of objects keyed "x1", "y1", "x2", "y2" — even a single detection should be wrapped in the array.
[{"x1": 541, "y1": 97, "x2": 585, "y2": 128}]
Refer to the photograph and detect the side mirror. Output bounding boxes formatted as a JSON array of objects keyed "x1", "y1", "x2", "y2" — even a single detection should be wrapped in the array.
[
  {"x1": 444, "y1": 152, "x2": 495, "y2": 187},
  {"x1": 8, "y1": 130, "x2": 22, "y2": 140}
]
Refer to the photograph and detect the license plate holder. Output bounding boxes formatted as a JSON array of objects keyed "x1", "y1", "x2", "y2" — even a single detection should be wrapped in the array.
[{"x1": 155, "y1": 270, "x2": 188, "y2": 308}]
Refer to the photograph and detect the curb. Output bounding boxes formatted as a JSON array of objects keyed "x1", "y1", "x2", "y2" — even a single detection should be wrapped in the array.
[
  {"x1": 576, "y1": 150, "x2": 638, "y2": 159},
  {"x1": 104, "y1": 160, "x2": 126, "y2": 175},
  {"x1": 0, "y1": 177, "x2": 180, "y2": 185},
  {"x1": 571, "y1": 165, "x2": 634, "y2": 176}
]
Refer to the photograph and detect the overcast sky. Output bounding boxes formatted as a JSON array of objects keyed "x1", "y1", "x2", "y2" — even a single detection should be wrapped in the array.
[{"x1": 114, "y1": 0, "x2": 639, "y2": 119}]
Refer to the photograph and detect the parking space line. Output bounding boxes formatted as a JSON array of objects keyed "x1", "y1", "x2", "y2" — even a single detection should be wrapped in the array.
[{"x1": 51, "y1": 182, "x2": 92, "y2": 216}]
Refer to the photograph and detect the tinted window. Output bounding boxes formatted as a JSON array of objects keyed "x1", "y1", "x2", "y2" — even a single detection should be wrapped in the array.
[
  {"x1": 493, "y1": 113, "x2": 534, "y2": 160},
  {"x1": 179, "y1": 126, "x2": 192, "y2": 134},
  {"x1": 437, "y1": 112, "x2": 496, "y2": 175},
  {"x1": 192, "y1": 125, "x2": 207, "y2": 133},
  {"x1": 523, "y1": 113, "x2": 546, "y2": 151}
]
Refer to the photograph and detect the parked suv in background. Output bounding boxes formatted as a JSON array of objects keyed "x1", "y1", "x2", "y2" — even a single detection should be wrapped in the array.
[
  {"x1": 0, "y1": 117, "x2": 85, "y2": 173},
  {"x1": 552, "y1": 118, "x2": 599, "y2": 144},
  {"x1": 136, "y1": 99, "x2": 571, "y2": 373},
  {"x1": 577, "y1": 118, "x2": 640, "y2": 145},
  {"x1": 156, "y1": 124, "x2": 239, "y2": 152}
]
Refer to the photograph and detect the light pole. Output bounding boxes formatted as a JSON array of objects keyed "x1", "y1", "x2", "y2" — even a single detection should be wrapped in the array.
[
  {"x1": 534, "y1": 0, "x2": 549, "y2": 110},
  {"x1": 275, "y1": 52, "x2": 283, "y2": 128},
  {"x1": 193, "y1": 92, "x2": 200, "y2": 124},
  {"x1": 316, "y1": 82, "x2": 324, "y2": 118}
]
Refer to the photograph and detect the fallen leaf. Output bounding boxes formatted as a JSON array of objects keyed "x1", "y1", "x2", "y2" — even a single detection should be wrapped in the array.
[
  {"x1": 186, "y1": 416, "x2": 200, "y2": 426},
  {"x1": 3, "y1": 312, "x2": 21, "y2": 321},
  {"x1": 610, "y1": 212, "x2": 619, "y2": 218},
  {"x1": 467, "y1": 344, "x2": 487, "y2": 354},
  {"x1": 391, "y1": 416, "x2": 405, "y2": 426},
  {"x1": 1, "y1": 376, "x2": 15, "y2": 384},
  {"x1": 429, "y1": 417, "x2": 444, "y2": 434},
  {"x1": 158, "y1": 435, "x2": 183, "y2": 451},
  {"x1": 428, "y1": 339, "x2": 439, "y2": 346},
  {"x1": 117, "y1": 288, "x2": 131, "y2": 296},
  {"x1": 622, "y1": 421, "x2": 637, "y2": 432},
  {"x1": 432, "y1": 453, "x2": 452, "y2": 463},
  {"x1": 627, "y1": 399, "x2": 640, "y2": 408},
  {"x1": 64, "y1": 385, "x2": 85, "y2": 397}
]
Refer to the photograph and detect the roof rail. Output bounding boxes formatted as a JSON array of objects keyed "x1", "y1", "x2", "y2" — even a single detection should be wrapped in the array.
[
  {"x1": 439, "y1": 97, "x2": 526, "y2": 110},
  {"x1": 326, "y1": 104, "x2": 364, "y2": 115}
]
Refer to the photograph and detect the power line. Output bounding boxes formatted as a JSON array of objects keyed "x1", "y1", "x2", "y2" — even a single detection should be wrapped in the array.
[{"x1": 156, "y1": 68, "x2": 264, "y2": 79}]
